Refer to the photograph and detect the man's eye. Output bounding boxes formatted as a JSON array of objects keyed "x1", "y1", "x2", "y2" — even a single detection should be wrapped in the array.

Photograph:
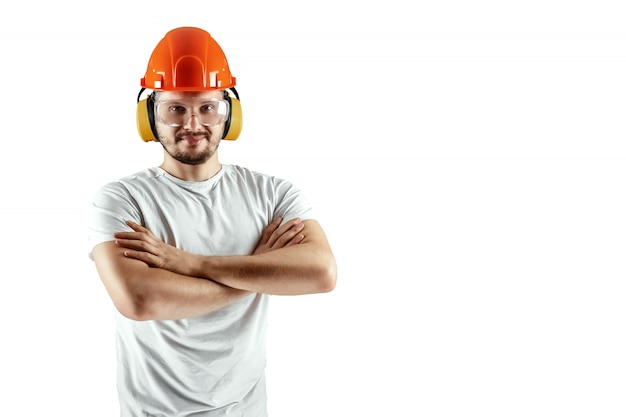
[
  {"x1": 199, "y1": 104, "x2": 216, "y2": 113},
  {"x1": 169, "y1": 105, "x2": 187, "y2": 113}
]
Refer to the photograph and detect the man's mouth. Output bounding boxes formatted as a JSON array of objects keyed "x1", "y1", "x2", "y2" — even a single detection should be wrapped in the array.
[{"x1": 177, "y1": 133, "x2": 208, "y2": 145}]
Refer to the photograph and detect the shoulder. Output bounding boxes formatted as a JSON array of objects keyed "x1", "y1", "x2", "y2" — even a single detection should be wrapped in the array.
[
  {"x1": 92, "y1": 167, "x2": 163, "y2": 202},
  {"x1": 222, "y1": 165, "x2": 312, "y2": 218},
  {"x1": 223, "y1": 164, "x2": 271, "y2": 180},
  {"x1": 105, "y1": 166, "x2": 164, "y2": 186},
  {"x1": 222, "y1": 164, "x2": 295, "y2": 189},
  {"x1": 116, "y1": 166, "x2": 165, "y2": 186}
]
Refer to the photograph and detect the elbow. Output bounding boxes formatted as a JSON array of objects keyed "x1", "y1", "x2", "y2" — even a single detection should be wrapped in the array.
[
  {"x1": 315, "y1": 257, "x2": 337, "y2": 293},
  {"x1": 117, "y1": 306, "x2": 150, "y2": 322},
  {"x1": 113, "y1": 293, "x2": 155, "y2": 322}
]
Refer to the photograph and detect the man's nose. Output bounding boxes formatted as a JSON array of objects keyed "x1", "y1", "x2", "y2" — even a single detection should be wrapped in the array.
[{"x1": 183, "y1": 113, "x2": 202, "y2": 129}]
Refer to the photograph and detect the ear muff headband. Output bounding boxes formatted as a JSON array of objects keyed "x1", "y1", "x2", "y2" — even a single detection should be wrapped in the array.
[{"x1": 135, "y1": 88, "x2": 242, "y2": 142}]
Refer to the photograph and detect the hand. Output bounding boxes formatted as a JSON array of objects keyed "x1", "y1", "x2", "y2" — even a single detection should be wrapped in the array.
[
  {"x1": 253, "y1": 217, "x2": 305, "y2": 255},
  {"x1": 114, "y1": 221, "x2": 195, "y2": 276}
]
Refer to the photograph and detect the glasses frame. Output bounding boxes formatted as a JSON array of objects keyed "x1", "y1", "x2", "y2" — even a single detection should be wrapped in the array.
[{"x1": 155, "y1": 98, "x2": 230, "y2": 127}]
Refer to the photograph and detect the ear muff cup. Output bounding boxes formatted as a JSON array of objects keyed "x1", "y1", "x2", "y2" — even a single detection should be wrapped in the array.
[
  {"x1": 136, "y1": 93, "x2": 158, "y2": 142},
  {"x1": 223, "y1": 94, "x2": 242, "y2": 141},
  {"x1": 135, "y1": 89, "x2": 243, "y2": 142}
]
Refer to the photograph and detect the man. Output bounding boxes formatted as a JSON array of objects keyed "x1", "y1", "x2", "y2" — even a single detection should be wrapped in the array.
[{"x1": 89, "y1": 26, "x2": 337, "y2": 417}]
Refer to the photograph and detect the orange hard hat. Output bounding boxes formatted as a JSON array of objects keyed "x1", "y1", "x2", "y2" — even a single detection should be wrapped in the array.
[{"x1": 140, "y1": 27, "x2": 236, "y2": 91}]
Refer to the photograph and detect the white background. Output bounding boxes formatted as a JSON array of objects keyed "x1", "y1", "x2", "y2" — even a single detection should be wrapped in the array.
[{"x1": 0, "y1": 0, "x2": 625, "y2": 416}]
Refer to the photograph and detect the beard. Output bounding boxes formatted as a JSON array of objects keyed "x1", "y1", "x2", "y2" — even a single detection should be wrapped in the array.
[{"x1": 160, "y1": 131, "x2": 219, "y2": 165}]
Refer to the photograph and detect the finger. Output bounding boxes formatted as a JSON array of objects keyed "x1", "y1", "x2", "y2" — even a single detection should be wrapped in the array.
[
  {"x1": 266, "y1": 218, "x2": 302, "y2": 247},
  {"x1": 115, "y1": 238, "x2": 156, "y2": 254},
  {"x1": 268, "y1": 218, "x2": 302, "y2": 246},
  {"x1": 125, "y1": 220, "x2": 146, "y2": 231},
  {"x1": 270, "y1": 220, "x2": 305, "y2": 248},
  {"x1": 283, "y1": 231, "x2": 305, "y2": 247},
  {"x1": 125, "y1": 221, "x2": 156, "y2": 238},
  {"x1": 122, "y1": 249, "x2": 161, "y2": 267},
  {"x1": 113, "y1": 232, "x2": 158, "y2": 249},
  {"x1": 114, "y1": 231, "x2": 147, "y2": 240},
  {"x1": 258, "y1": 217, "x2": 282, "y2": 245}
]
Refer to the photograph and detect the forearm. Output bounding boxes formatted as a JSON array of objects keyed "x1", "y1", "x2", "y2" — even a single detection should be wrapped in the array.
[
  {"x1": 188, "y1": 221, "x2": 337, "y2": 295},
  {"x1": 122, "y1": 268, "x2": 250, "y2": 320},
  {"x1": 107, "y1": 219, "x2": 337, "y2": 298},
  {"x1": 93, "y1": 242, "x2": 250, "y2": 321},
  {"x1": 194, "y1": 244, "x2": 336, "y2": 295}
]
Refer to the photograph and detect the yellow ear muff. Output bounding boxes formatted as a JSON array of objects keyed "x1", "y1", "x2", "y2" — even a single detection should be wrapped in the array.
[
  {"x1": 223, "y1": 96, "x2": 242, "y2": 141},
  {"x1": 136, "y1": 97, "x2": 157, "y2": 142},
  {"x1": 135, "y1": 88, "x2": 242, "y2": 142}
]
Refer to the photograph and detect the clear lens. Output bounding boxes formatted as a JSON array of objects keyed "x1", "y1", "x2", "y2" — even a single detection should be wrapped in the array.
[{"x1": 156, "y1": 99, "x2": 230, "y2": 127}]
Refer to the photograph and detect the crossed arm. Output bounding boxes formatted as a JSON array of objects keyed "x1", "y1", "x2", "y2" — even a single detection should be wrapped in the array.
[{"x1": 92, "y1": 217, "x2": 337, "y2": 321}]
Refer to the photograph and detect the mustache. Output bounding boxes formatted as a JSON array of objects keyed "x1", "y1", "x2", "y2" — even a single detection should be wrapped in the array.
[{"x1": 175, "y1": 131, "x2": 210, "y2": 140}]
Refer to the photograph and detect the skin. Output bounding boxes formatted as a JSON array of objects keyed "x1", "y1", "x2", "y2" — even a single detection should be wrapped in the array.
[{"x1": 92, "y1": 89, "x2": 337, "y2": 321}]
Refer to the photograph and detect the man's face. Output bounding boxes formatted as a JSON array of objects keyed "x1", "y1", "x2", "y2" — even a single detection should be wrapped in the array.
[{"x1": 154, "y1": 90, "x2": 227, "y2": 166}]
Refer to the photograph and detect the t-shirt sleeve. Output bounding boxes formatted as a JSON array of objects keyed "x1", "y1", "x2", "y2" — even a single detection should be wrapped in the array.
[
  {"x1": 87, "y1": 182, "x2": 142, "y2": 260},
  {"x1": 272, "y1": 178, "x2": 315, "y2": 223}
]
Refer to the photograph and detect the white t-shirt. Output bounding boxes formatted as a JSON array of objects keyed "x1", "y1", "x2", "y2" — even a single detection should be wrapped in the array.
[{"x1": 88, "y1": 164, "x2": 313, "y2": 417}]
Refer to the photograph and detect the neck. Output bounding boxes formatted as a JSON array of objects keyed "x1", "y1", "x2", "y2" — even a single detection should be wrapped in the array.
[{"x1": 160, "y1": 154, "x2": 222, "y2": 182}]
